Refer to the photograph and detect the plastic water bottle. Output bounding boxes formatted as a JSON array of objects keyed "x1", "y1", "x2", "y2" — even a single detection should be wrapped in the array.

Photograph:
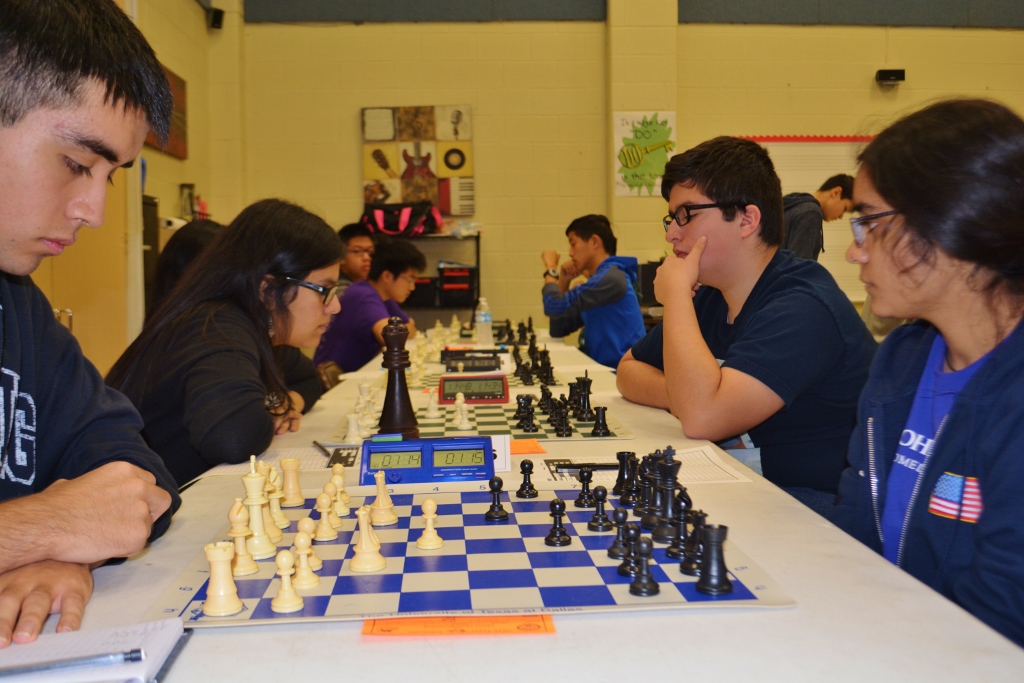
[{"x1": 475, "y1": 297, "x2": 494, "y2": 347}]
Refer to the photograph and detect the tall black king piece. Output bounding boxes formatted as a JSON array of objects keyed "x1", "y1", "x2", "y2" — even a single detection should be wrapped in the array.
[{"x1": 378, "y1": 316, "x2": 419, "y2": 438}]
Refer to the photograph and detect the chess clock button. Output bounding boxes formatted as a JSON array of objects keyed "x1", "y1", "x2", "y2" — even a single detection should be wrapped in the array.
[{"x1": 387, "y1": 472, "x2": 403, "y2": 483}]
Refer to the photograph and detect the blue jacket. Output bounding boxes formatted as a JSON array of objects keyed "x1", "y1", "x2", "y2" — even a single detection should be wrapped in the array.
[
  {"x1": 542, "y1": 255, "x2": 646, "y2": 368},
  {"x1": 834, "y1": 319, "x2": 1024, "y2": 646}
]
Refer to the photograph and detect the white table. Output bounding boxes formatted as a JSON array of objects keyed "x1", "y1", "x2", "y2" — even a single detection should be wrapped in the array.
[{"x1": 84, "y1": 336, "x2": 1024, "y2": 681}]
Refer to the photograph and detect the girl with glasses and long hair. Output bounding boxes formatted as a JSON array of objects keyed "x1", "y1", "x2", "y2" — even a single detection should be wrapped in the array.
[
  {"x1": 107, "y1": 199, "x2": 343, "y2": 486},
  {"x1": 835, "y1": 99, "x2": 1024, "y2": 647}
]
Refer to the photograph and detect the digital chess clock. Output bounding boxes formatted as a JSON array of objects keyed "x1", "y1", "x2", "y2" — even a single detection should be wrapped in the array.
[
  {"x1": 359, "y1": 436, "x2": 495, "y2": 485},
  {"x1": 441, "y1": 349, "x2": 505, "y2": 372},
  {"x1": 438, "y1": 374, "x2": 509, "y2": 404}
]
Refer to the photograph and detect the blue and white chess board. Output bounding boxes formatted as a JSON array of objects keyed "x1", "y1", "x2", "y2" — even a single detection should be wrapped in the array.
[{"x1": 147, "y1": 488, "x2": 793, "y2": 628}]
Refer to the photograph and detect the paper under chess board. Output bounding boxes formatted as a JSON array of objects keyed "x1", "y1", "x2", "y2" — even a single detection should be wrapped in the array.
[
  {"x1": 408, "y1": 371, "x2": 562, "y2": 391},
  {"x1": 328, "y1": 405, "x2": 633, "y2": 444},
  {"x1": 146, "y1": 489, "x2": 792, "y2": 628}
]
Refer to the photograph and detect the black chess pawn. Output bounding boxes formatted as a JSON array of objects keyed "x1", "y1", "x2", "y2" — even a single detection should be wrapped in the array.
[
  {"x1": 516, "y1": 459, "x2": 539, "y2": 498},
  {"x1": 520, "y1": 405, "x2": 539, "y2": 433},
  {"x1": 629, "y1": 537, "x2": 660, "y2": 597},
  {"x1": 574, "y1": 467, "x2": 596, "y2": 508},
  {"x1": 587, "y1": 486, "x2": 613, "y2": 532},
  {"x1": 484, "y1": 476, "x2": 509, "y2": 522},
  {"x1": 544, "y1": 498, "x2": 572, "y2": 547},
  {"x1": 613, "y1": 451, "x2": 633, "y2": 495},
  {"x1": 695, "y1": 525, "x2": 733, "y2": 595},
  {"x1": 617, "y1": 523, "x2": 640, "y2": 577},
  {"x1": 555, "y1": 411, "x2": 573, "y2": 437},
  {"x1": 590, "y1": 407, "x2": 611, "y2": 436},
  {"x1": 527, "y1": 316, "x2": 534, "y2": 334},
  {"x1": 680, "y1": 510, "x2": 707, "y2": 576},
  {"x1": 607, "y1": 507, "x2": 629, "y2": 559}
]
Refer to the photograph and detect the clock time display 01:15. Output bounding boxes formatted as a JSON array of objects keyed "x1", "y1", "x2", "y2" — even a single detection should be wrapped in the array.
[{"x1": 432, "y1": 449, "x2": 486, "y2": 468}]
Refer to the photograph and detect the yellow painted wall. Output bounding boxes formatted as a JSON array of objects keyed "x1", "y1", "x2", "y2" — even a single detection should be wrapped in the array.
[
  {"x1": 137, "y1": 0, "x2": 213, "y2": 223},
  {"x1": 241, "y1": 22, "x2": 608, "y2": 322},
  {"x1": 130, "y1": 4, "x2": 1024, "y2": 324}
]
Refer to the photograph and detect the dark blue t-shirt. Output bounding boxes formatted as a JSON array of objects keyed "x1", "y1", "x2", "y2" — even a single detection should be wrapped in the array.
[
  {"x1": 881, "y1": 335, "x2": 989, "y2": 562},
  {"x1": 630, "y1": 250, "x2": 876, "y2": 492}
]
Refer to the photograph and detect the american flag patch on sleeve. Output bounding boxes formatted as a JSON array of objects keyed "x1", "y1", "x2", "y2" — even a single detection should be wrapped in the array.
[{"x1": 928, "y1": 472, "x2": 983, "y2": 523}]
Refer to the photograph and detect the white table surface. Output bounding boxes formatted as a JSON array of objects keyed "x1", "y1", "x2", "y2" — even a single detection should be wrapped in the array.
[{"x1": 83, "y1": 335, "x2": 1024, "y2": 681}]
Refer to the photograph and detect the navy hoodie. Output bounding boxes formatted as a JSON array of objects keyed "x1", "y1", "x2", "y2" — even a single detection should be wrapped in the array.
[
  {"x1": 782, "y1": 192, "x2": 824, "y2": 261},
  {"x1": 0, "y1": 274, "x2": 180, "y2": 540}
]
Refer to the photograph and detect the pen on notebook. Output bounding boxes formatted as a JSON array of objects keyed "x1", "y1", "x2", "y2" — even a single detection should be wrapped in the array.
[
  {"x1": 312, "y1": 440, "x2": 331, "y2": 457},
  {"x1": 0, "y1": 648, "x2": 145, "y2": 678}
]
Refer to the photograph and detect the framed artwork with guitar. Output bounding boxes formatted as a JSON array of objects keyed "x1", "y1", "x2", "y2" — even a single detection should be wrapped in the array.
[{"x1": 362, "y1": 105, "x2": 475, "y2": 216}]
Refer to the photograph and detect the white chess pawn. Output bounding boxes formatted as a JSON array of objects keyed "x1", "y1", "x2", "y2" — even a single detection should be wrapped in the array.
[
  {"x1": 455, "y1": 403, "x2": 473, "y2": 431},
  {"x1": 323, "y1": 482, "x2": 344, "y2": 530},
  {"x1": 279, "y1": 458, "x2": 304, "y2": 507},
  {"x1": 291, "y1": 531, "x2": 320, "y2": 589},
  {"x1": 369, "y1": 470, "x2": 398, "y2": 526},
  {"x1": 359, "y1": 381, "x2": 370, "y2": 401},
  {"x1": 454, "y1": 392, "x2": 466, "y2": 411},
  {"x1": 203, "y1": 542, "x2": 244, "y2": 616},
  {"x1": 450, "y1": 314, "x2": 460, "y2": 331},
  {"x1": 425, "y1": 388, "x2": 441, "y2": 418},
  {"x1": 457, "y1": 361, "x2": 465, "y2": 373},
  {"x1": 331, "y1": 463, "x2": 351, "y2": 504},
  {"x1": 227, "y1": 498, "x2": 258, "y2": 577},
  {"x1": 416, "y1": 499, "x2": 444, "y2": 550},
  {"x1": 296, "y1": 518, "x2": 322, "y2": 571},
  {"x1": 330, "y1": 474, "x2": 350, "y2": 516},
  {"x1": 349, "y1": 507, "x2": 386, "y2": 573},
  {"x1": 270, "y1": 550, "x2": 304, "y2": 614},
  {"x1": 313, "y1": 493, "x2": 338, "y2": 542},
  {"x1": 345, "y1": 413, "x2": 362, "y2": 444}
]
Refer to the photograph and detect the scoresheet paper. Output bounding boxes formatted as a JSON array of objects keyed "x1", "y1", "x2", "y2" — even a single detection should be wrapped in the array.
[{"x1": 534, "y1": 445, "x2": 751, "y2": 485}]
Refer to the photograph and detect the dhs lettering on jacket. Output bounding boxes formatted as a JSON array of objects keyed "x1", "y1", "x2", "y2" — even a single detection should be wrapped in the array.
[{"x1": 0, "y1": 368, "x2": 37, "y2": 486}]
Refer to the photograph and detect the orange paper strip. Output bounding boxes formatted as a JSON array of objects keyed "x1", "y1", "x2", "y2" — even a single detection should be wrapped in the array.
[
  {"x1": 362, "y1": 615, "x2": 555, "y2": 636},
  {"x1": 510, "y1": 438, "x2": 546, "y2": 455}
]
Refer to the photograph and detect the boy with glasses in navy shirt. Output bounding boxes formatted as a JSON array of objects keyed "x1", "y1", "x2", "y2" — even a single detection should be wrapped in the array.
[{"x1": 617, "y1": 136, "x2": 876, "y2": 514}]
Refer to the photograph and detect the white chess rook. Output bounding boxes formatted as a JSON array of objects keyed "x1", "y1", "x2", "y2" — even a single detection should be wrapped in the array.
[
  {"x1": 203, "y1": 542, "x2": 244, "y2": 616},
  {"x1": 279, "y1": 458, "x2": 305, "y2": 507}
]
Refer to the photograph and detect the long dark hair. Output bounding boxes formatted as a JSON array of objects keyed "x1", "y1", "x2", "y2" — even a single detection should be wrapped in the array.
[
  {"x1": 858, "y1": 98, "x2": 1024, "y2": 298},
  {"x1": 108, "y1": 199, "x2": 343, "y2": 411},
  {"x1": 151, "y1": 219, "x2": 224, "y2": 316}
]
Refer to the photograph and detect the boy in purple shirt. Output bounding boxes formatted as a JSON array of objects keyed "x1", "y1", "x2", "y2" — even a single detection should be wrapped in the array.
[{"x1": 315, "y1": 238, "x2": 425, "y2": 371}]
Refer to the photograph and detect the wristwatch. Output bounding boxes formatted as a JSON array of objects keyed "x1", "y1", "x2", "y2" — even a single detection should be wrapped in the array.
[{"x1": 543, "y1": 268, "x2": 559, "y2": 278}]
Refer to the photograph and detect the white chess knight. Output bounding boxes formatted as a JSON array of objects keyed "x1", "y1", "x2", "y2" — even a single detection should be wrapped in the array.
[
  {"x1": 350, "y1": 507, "x2": 386, "y2": 573},
  {"x1": 425, "y1": 388, "x2": 441, "y2": 418},
  {"x1": 416, "y1": 499, "x2": 444, "y2": 550}
]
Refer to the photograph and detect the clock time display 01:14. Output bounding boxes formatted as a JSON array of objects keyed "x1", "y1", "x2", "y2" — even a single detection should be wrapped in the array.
[{"x1": 368, "y1": 451, "x2": 422, "y2": 469}]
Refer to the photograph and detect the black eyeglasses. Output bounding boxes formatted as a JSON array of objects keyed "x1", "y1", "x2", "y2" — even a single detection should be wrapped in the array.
[
  {"x1": 282, "y1": 276, "x2": 341, "y2": 305},
  {"x1": 850, "y1": 210, "x2": 898, "y2": 246},
  {"x1": 663, "y1": 203, "x2": 749, "y2": 231}
]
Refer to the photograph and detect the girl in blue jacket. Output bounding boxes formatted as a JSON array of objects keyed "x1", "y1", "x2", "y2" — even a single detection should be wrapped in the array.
[{"x1": 834, "y1": 99, "x2": 1024, "y2": 647}]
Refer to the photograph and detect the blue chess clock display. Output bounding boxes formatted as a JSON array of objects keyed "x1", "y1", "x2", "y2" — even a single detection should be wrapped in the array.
[{"x1": 358, "y1": 436, "x2": 495, "y2": 485}]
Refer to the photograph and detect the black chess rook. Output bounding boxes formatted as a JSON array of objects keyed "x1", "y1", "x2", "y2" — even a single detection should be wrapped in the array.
[{"x1": 695, "y1": 524, "x2": 733, "y2": 595}]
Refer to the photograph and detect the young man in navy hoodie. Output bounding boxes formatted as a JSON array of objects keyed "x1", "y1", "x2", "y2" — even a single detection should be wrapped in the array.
[
  {"x1": 541, "y1": 215, "x2": 646, "y2": 368},
  {"x1": 0, "y1": 0, "x2": 181, "y2": 646}
]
